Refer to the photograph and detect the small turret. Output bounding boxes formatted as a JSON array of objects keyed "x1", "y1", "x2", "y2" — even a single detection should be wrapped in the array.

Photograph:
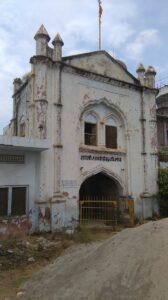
[
  {"x1": 13, "y1": 78, "x2": 22, "y2": 93},
  {"x1": 34, "y1": 24, "x2": 50, "y2": 56},
  {"x1": 145, "y1": 66, "x2": 156, "y2": 88},
  {"x1": 52, "y1": 33, "x2": 64, "y2": 62},
  {"x1": 136, "y1": 63, "x2": 145, "y2": 85}
]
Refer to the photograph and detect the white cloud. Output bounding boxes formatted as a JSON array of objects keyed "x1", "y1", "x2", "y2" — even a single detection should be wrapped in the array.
[
  {"x1": 125, "y1": 29, "x2": 160, "y2": 60},
  {"x1": 0, "y1": 0, "x2": 167, "y2": 132},
  {"x1": 105, "y1": 23, "x2": 135, "y2": 48}
]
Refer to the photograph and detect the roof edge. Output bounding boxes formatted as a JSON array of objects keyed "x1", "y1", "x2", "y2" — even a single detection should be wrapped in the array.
[{"x1": 63, "y1": 50, "x2": 139, "y2": 83}]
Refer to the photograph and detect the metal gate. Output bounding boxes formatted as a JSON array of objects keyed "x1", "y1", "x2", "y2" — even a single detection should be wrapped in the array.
[{"x1": 79, "y1": 197, "x2": 134, "y2": 226}]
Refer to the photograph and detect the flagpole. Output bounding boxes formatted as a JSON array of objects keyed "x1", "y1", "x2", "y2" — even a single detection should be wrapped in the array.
[
  {"x1": 98, "y1": 0, "x2": 102, "y2": 50},
  {"x1": 99, "y1": 9, "x2": 101, "y2": 50}
]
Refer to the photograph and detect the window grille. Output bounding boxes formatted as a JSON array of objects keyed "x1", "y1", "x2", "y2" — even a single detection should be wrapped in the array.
[
  {"x1": 0, "y1": 188, "x2": 8, "y2": 216},
  {"x1": 0, "y1": 186, "x2": 27, "y2": 217},
  {"x1": 84, "y1": 122, "x2": 97, "y2": 146},
  {"x1": 11, "y1": 187, "x2": 26, "y2": 216},
  {"x1": 0, "y1": 155, "x2": 25, "y2": 164}
]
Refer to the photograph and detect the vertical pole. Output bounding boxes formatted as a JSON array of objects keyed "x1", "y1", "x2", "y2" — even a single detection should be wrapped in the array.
[
  {"x1": 80, "y1": 201, "x2": 82, "y2": 226},
  {"x1": 98, "y1": 0, "x2": 102, "y2": 50},
  {"x1": 99, "y1": 12, "x2": 101, "y2": 50}
]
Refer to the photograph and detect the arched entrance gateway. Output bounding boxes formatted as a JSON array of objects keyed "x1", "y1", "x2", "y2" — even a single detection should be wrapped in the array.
[{"x1": 79, "y1": 172, "x2": 124, "y2": 226}]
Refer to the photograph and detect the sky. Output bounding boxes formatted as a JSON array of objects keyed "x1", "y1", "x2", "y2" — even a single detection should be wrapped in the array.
[{"x1": 0, "y1": 0, "x2": 168, "y2": 133}]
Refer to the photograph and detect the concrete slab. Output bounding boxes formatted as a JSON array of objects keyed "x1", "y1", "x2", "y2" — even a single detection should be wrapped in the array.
[{"x1": 0, "y1": 136, "x2": 50, "y2": 152}]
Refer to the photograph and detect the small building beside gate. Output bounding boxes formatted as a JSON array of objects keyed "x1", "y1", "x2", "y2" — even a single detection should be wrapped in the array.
[
  {"x1": 0, "y1": 136, "x2": 50, "y2": 236},
  {"x1": 0, "y1": 25, "x2": 159, "y2": 235}
]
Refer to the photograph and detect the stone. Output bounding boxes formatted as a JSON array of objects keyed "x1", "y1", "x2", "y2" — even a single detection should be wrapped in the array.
[
  {"x1": 65, "y1": 229, "x2": 74, "y2": 235},
  {"x1": 28, "y1": 257, "x2": 35, "y2": 263},
  {"x1": 17, "y1": 291, "x2": 25, "y2": 297},
  {"x1": 36, "y1": 237, "x2": 61, "y2": 249},
  {"x1": 7, "y1": 249, "x2": 14, "y2": 254}
]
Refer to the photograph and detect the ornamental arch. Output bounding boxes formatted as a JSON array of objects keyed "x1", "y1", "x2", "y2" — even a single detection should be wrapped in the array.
[{"x1": 79, "y1": 98, "x2": 127, "y2": 149}]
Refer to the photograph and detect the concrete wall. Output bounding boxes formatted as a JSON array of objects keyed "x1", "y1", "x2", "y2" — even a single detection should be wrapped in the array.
[
  {"x1": 0, "y1": 151, "x2": 40, "y2": 236},
  {"x1": 56, "y1": 70, "x2": 158, "y2": 223},
  {"x1": 3, "y1": 46, "x2": 158, "y2": 232},
  {"x1": 27, "y1": 53, "x2": 158, "y2": 230}
]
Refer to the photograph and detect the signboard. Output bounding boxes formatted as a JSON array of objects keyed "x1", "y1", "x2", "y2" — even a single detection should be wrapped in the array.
[
  {"x1": 80, "y1": 154, "x2": 122, "y2": 162},
  {"x1": 62, "y1": 180, "x2": 77, "y2": 188}
]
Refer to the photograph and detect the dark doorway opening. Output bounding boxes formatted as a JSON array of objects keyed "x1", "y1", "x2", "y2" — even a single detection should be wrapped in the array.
[
  {"x1": 79, "y1": 172, "x2": 120, "y2": 200},
  {"x1": 79, "y1": 173, "x2": 122, "y2": 225}
]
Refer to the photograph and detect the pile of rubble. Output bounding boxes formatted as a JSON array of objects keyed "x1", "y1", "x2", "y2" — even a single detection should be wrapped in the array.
[{"x1": 0, "y1": 236, "x2": 63, "y2": 271}]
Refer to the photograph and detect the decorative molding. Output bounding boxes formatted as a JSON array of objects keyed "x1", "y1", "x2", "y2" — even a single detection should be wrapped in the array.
[
  {"x1": 140, "y1": 192, "x2": 153, "y2": 199},
  {"x1": 62, "y1": 63, "x2": 141, "y2": 91},
  {"x1": 28, "y1": 103, "x2": 35, "y2": 108},
  {"x1": 53, "y1": 144, "x2": 63, "y2": 148},
  {"x1": 79, "y1": 145, "x2": 126, "y2": 155},
  {"x1": 149, "y1": 119, "x2": 157, "y2": 123},
  {"x1": 79, "y1": 97, "x2": 127, "y2": 130},
  {"x1": 61, "y1": 62, "x2": 157, "y2": 93},
  {"x1": 52, "y1": 199, "x2": 66, "y2": 203},
  {"x1": 30, "y1": 55, "x2": 53, "y2": 66},
  {"x1": 82, "y1": 109, "x2": 100, "y2": 122},
  {"x1": 53, "y1": 103, "x2": 63, "y2": 107},
  {"x1": 102, "y1": 112, "x2": 121, "y2": 126},
  {"x1": 79, "y1": 165, "x2": 125, "y2": 192},
  {"x1": 34, "y1": 99, "x2": 48, "y2": 104}
]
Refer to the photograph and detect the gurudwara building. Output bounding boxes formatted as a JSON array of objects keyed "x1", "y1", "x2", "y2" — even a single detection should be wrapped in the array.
[{"x1": 0, "y1": 25, "x2": 159, "y2": 236}]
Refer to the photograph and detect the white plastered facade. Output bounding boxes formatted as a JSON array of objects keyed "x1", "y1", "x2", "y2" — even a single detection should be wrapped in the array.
[{"x1": 2, "y1": 26, "x2": 159, "y2": 232}]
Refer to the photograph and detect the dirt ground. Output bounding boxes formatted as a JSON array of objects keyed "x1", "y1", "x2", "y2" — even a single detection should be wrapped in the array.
[
  {"x1": 13, "y1": 219, "x2": 168, "y2": 300},
  {"x1": 0, "y1": 227, "x2": 119, "y2": 300}
]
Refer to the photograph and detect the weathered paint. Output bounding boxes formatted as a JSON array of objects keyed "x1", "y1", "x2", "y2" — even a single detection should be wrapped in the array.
[
  {"x1": 0, "y1": 216, "x2": 31, "y2": 238},
  {"x1": 1, "y1": 25, "x2": 159, "y2": 234}
]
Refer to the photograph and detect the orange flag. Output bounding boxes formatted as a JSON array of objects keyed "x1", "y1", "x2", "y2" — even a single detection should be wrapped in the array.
[{"x1": 99, "y1": 0, "x2": 103, "y2": 18}]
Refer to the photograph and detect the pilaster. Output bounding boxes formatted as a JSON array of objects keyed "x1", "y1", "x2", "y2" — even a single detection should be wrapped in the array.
[
  {"x1": 30, "y1": 56, "x2": 49, "y2": 139},
  {"x1": 53, "y1": 64, "x2": 63, "y2": 199}
]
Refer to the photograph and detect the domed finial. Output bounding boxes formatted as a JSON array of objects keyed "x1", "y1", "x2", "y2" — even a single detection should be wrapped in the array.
[
  {"x1": 145, "y1": 66, "x2": 156, "y2": 88},
  {"x1": 136, "y1": 63, "x2": 145, "y2": 73},
  {"x1": 146, "y1": 66, "x2": 156, "y2": 75},
  {"x1": 52, "y1": 33, "x2": 64, "y2": 46},
  {"x1": 34, "y1": 24, "x2": 50, "y2": 42},
  {"x1": 52, "y1": 33, "x2": 64, "y2": 62},
  {"x1": 136, "y1": 63, "x2": 146, "y2": 85},
  {"x1": 34, "y1": 25, "x2": 50, "y2": 56}
]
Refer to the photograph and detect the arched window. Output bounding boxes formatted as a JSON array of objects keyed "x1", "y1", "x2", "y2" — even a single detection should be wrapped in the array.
[
  {"x1": 84, "y1": 114, "x2": 97, "y2": 146},
  {"x1": 105, "y1": 117, "x2": 117, "y2": 149}
]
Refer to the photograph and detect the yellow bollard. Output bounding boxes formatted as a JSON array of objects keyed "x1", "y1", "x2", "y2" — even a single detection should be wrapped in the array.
[{"x1": 128, "y1": 199, "x2": 135, "y2": 226}]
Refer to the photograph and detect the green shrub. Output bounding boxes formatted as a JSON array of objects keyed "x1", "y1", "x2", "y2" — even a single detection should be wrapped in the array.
[{"x1": 158, "y1": 168, "x2": 168, "y2": 216}]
